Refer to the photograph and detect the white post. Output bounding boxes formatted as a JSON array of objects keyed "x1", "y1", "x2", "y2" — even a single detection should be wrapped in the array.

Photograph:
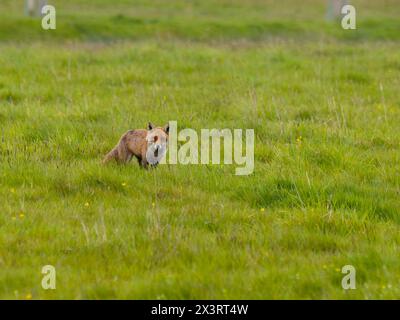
[
  {"x1": 327, "y1": 0, "x2": 349, "y2": 21},
  {"x1": 26, "y1": 0, "x2": 36, "y2": 16},
  {"x1": 25, "y1": 0, "x2": 47, "y2": 17},
  {"x1": 38, "y1": 0, "x2": 48, "y2": 16}
]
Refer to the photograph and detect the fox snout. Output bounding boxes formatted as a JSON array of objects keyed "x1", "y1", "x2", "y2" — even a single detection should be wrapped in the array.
[
  {"x1": 144, "y1": 123, "x2": 169, "y2": 166},
  {"x1": 154, "y1": 144, "x2": 160, "y2": 157}
]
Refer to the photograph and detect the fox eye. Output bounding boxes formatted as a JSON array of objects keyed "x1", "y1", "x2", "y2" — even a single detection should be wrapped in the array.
[{"x1": 154, "y1": 136, "x2": 158, "y2": 142}]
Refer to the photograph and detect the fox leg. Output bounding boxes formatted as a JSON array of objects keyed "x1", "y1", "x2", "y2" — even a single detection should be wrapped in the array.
[
  {"x1": 116, "y1": 138, "x2": 136, "y2": 163},
  {"x1": 140, "y1": 159, "x2": 149, "y2": 169}
]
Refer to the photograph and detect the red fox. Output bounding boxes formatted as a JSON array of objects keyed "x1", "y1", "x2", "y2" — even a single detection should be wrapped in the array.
[{"x1": 103, "y1": 122, "x2": 169, "y2": 168}]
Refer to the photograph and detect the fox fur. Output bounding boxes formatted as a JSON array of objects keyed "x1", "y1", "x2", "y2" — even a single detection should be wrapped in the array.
[{"x1": 103, "y1": 122, "x2": 169, "y2": 168}]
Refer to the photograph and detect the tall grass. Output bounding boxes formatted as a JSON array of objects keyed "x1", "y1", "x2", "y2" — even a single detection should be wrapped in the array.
[{"x1": 0, "y1": 0, "x2": 399, "y2": 299}]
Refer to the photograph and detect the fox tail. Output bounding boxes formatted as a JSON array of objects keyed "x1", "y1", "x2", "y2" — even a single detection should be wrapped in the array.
[
  {"x1": 102, "y1": 146, "x2": 118, "y2": 164},
  {"x1": 103, "y1": 137, "x2": 132, "y2": 164}
]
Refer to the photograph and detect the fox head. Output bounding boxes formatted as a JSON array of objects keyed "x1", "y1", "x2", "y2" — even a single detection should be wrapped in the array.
[{"x1": 146, "y1": 122, "x2": 169, "y2": 165}]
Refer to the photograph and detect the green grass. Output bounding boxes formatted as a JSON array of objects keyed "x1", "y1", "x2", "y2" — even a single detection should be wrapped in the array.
[{"x1": 0, "y1": 0, "x2": 399, "y2": 299}]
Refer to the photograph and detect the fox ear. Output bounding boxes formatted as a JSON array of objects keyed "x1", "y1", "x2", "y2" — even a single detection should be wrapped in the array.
[
  {"x1": 164, "y1": 123, "x2": 170, "y2": 134},
  {"x1": 148, "y1": 122, "x2": 154, "y2": 130}
]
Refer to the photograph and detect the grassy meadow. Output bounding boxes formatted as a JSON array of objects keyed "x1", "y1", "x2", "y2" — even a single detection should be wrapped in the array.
[{"x1": 0, "y1": 0, "x2": 400, "y2": 299}]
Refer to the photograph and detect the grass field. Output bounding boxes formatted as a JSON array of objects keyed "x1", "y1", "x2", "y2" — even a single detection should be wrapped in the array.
[{"x1": 0, "y1": 0, "x2": 399, "y2": 299}]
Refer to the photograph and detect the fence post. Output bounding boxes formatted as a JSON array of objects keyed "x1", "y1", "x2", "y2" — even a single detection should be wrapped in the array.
[
  {"x1": 38, "y1": 0, "x2": 48, "y2": 16},
  {"x1": 26, "y1": 0, "x2": 36, "y2": 16},
  {"x1": 25, "y1": 0, "x2": 47, "y2": 17},
  {"x1": 326, "y1": 0, "x2": 349, "y2": 21}
]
